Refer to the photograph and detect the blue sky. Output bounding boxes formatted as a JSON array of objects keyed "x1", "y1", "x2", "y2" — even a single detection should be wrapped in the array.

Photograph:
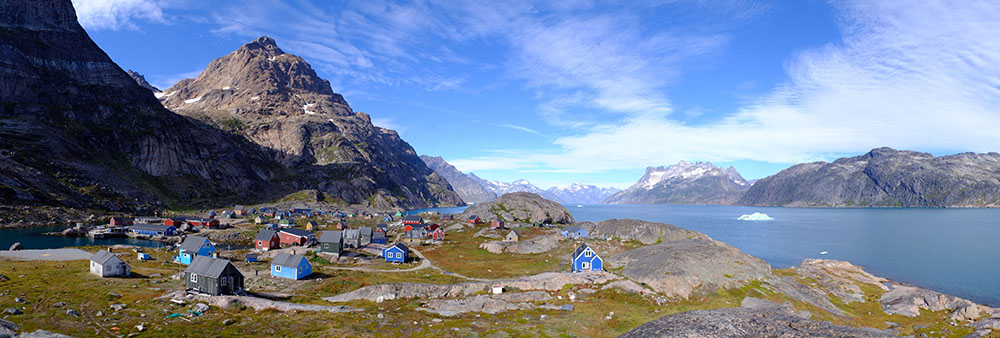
[{"x1": 74, "y1": 0, "x2": 1000, "y2": 189}]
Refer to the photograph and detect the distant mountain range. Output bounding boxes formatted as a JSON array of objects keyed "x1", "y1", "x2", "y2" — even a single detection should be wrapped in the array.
[
  {"x1": 420, "y1": 156, "x2": 620, "y2": 204},
  {"x1": 739, "y1": 147, "x2": 1000, "y2": 207},
  {"x1": 604, "y1": 161, "x2": 751, "y2": 204}
]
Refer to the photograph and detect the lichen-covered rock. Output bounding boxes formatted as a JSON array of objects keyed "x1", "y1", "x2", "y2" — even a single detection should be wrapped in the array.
[
  {"x1": 479, "y1": 233, "x2": 561, "y2": 254},
  {"x1": 579, "y1": 219, "x2": 701, "y2": 244},
  {"x1": 880, "y1": 284, "x2": 986, "y2": 321},
  {"x1": 608, "y1": 238, "x2": 771, "y2": 299},
  {"x1": 793, "y1": 259, "x2": 888, "y2": 304},
  {"x1": 621, "y1": 307, "x2": 895, "y2": 338},
  {"x1": 461, "y1": 192, "x2": 574, "y2": 224},
  {"x1": 417, "y1": 291, "x2": 554, "y2": 316}
]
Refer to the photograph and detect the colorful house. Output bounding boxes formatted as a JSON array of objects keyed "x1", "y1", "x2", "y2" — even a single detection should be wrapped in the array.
[
  {"x1": 253, "y1": 215, "x2": 267, "y2": 224},
  {"x1": 234, "y1": 205, "x2": 248, "y2": 216},
  {"x1": 319, "y1": 230, "x2": 343, "y2": 255},
  {"x1": 343, "y1": 229, "x2": 361, "y2": 249},
  {"x1": 491, "y1": 220, "x2": 505, "y2": 229},
  {"x1": 184, "y1": 256, "x2": 243, "y2": 295},
  {"x1": 402, "y1": 215, "x2": 424, "y2": 225},
  {"x1": 279, "y1": 228, "x2": 314, "y2": 246},
  {"x1": 441, "y1": 214, "x2": 453, "y2": 220},
  {"x1": 188, "y1": 218, "x2": 220, "y2": 228},
  {"x1": 164, "y1": 217, "x2": 188, "y2": 227},
  {"x1": 383, "y1": 243, "x2": 408, "y2": 263},
  {"x1": 468, "y1": 215, "x2": 481, "y2": 224},
  {"x1": 383, "y1": 215, "x2": 394, "y2": 222},
  {"x1": 305, "y1": 221, "x2": 318, "y2": 231},
  {"x1": 270, "y1": 253, "x2": 312, "y2": 280},
  {"x1": 371, "y1": 231, "x2": 387, "y2": 244},
  {"x1": 335, "y1": 221, "x2": 346, "y2": 230},
  {"x1": 278, "y1": 219, "x2": 295, "y2": 228},
  {"x1": 430, "y1": 227, "x2": 445, "y2": 241},
  {"x1": 90, "y1": 250, "x2": 130, "y2": 278},
  {"x1": 359, "y1": 227, "x2": 373, "y2": 245},
  {"x1": 571, "y1": 243, "x2": 603, "y2": 273},
  {"x1": 505, "y1": 230, "x2": 521, "y2": 242},
  {"x1": 394, "y1": 211, "x2": 403, "y2": 217},
  {"x1": 561, "y1": 226, "x2": 589, "y2": 239},
  {"x1": 255, "y1": 229, "x2": 280, "y2": 251},
  {"x1": 375, "y1": 223, "x2": 389, "y2": 234},
  {"x1": 109, "y1": 217, "x2": 134, "y2": 226},
  {"x1": 175, "y1": 236, "x2": 214, "y2": 265},
  {"x1": 131, "y1": 224, "x2": 177, "y2": 236}
]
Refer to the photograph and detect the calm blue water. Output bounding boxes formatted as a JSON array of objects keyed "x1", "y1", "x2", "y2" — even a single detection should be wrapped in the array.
[
  {"x1": 413, "y1": 204, "x2": 1000, "y2": 306},
  {"x1": 0, "y1": 224, "x2": 167, "y2": 250}
]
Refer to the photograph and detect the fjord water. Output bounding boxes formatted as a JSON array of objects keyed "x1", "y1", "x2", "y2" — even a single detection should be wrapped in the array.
[
  {"x1": 415, "y1": 204, "x2": 1000, "y2": 306},
  {"x1": 0, "y1": 224, "x2": 167, "y2": 250}
]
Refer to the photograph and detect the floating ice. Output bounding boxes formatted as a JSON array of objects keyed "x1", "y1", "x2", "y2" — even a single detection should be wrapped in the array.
[
  {"x1": 819, "y1": 251, "x2": 828, "y2": 255},
  {"x1": 737, "y1": 212, "x2": 774, "y2": 221}
]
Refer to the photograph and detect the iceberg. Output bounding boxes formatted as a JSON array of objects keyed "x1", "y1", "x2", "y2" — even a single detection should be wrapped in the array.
[{"x1": 737, "y1": 212, "x2": 774, "y2": 221}]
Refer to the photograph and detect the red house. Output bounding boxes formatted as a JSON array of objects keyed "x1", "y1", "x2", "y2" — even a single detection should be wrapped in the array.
[
  {"x1": 279, "y1": 228, "x2": 315, "y2": 246},
  {"x1": 164, "y1": 218, "x2": 187, "y2": 227},
  {"x1": 491, "y1": 220, "x2": 505, "y2": 230},
  {"x1": 188, "y1": 218, "x2": 220, "y2": 228},
  {"x1": 467, "y1": 215, "x2": 481, "y2": 224},
  {"x1": 430, "y1": 228, "x2": 445, "y2": 241},
  {"x1": 109, "y1": 217, "x2": 134, "y2": 226},
  {"x1": 402, "y1": 215, "x2": 424, "y2": 225},
  {"x1": 255, "y1": 229, "x2": 280, "y2": 251},
  {"x1": 428, "y1": 223, "x2": 440, "y2": 231}
]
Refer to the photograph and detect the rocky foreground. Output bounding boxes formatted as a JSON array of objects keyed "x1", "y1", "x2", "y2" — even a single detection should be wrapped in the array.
[{"x1": 460, "y1": 192, "x2": 575, "y2": 224}]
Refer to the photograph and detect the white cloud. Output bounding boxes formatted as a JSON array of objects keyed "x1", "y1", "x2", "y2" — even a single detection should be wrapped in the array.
[
  {"x1": 501, "y1": 124, "x2": 544, "y2": 136},
  {"x1": 371, "y1": 117, "x2": 403, "y2": 131},
  {"x1": 72, "y1": 0, "x2": 166, "y2": 30}
]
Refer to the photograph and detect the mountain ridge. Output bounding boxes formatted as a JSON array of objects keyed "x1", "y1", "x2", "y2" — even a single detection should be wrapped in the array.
[{"x1": 603, "y1": 161, "x2": 750, "y2": 204}]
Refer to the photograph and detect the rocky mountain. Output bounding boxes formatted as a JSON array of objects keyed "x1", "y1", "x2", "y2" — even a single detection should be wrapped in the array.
[
  {"x1": 738, "y1": 147, "x2": 1000, "y2": 207},
  {"x1": 603, "y1": 161, "x2": 750, "y2": 204},
  {"x1": 545, "y1": 183, "x2": 620, "y2": 204},
  {"x1": 158, "y1": 36, "x2": 462, "y2": 208},
  {"x1": 0, "y1": 0, "x2": 279, "y2": 219},
  {"x1": 126, "y1": 70, "x2": 160, "y2": 92},
  {"x1": 484, "y1": 179, "x2": 549, "y2": 197},
  {"x1": 420, "y1": 155, "x2": 496, "y2": 203},
  {"x1": 460, "y1": 192, "x2": 574, "y2": 224}
]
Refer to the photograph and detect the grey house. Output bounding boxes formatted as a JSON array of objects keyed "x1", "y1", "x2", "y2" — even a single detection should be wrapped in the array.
[
  {"x1": 184, "y1": 256, "x2": 244, "y2": 295},
  {"x1": 319, "y1": 230, "x2": 343, "y2": 255},
  {"x1": 343, "y1": 228, "x2": 361, "y2": 249},
  {"x1": 359, "y1": 226, "x2": 373, "y2": 245},
  {"x1": 90, "y1": 250, "x2": 130, "y2": 278}
]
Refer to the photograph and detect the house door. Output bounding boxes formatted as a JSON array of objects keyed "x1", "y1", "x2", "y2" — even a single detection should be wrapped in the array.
[{"x1": 581, "y1": 262, "x2": 591, "y2": 271}]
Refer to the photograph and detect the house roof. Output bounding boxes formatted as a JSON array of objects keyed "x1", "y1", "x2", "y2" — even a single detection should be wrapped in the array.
[
  {"x1": 132, "y1": 224, "x2": 173, "y2": 231},
  {"x1": 271, "y1": 252, "x2": 306, "y2": 268},
  {"x1": 319, "y1": 230, "x2": 343, "y2": 243},
  {"x1": 179, "y1": 236, "x2": 210, "y2": 252},
  {"x1": 403, "y1": 215, "x2": 422, "y2": 222},
  {"x1": 255, "y1": 229, "x2": 278, "y2": 241},
  {"x1": 376, "y1": 223, "x2": 388, "y2": 229},
  {"x1": 185, "y1": 256, "x2": 237, "y2": 278},
  {"x1": 280, "y1": 228, "x2": 314, "y2": 238},
  {"x1": 507, "y1": 230, "x2": 520, "y2": 237},
  {"x1": 468, "y1": 215, "x2": 479, "y2": 219},
  {"x1": 404, "y1": 229, "x2": 426, "y2": 238},
  {"x1": 359, "y1": 227, "x2": 372, "y2": 237},
  {"x1": 373, "y1": 231, "x2": 386, "y2": 239},
  {"x1": 344, "y1": 228, "x2": 360, "y2": 238},
  {"x1": 573, "y1": 243, "x2": 595, "y2": 259},
  {"x1": 563, "y1": 226, "x2": 584, "y2": 233},
  {"x1": 90, "y1": 250, "x2": 123, "y2": 265},
  {"x1": 388, "y1": 243, "x2": 408, "y2": 252}
]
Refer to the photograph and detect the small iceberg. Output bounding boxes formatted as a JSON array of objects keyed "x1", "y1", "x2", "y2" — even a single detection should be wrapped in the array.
[
  {"x1": 819, "y1": 251, "x2": 828, "y2": 255},
  {"x1": 737, "y1": 212, "x2": 774, "y2": 221},
  {"x1": 576, "y1": 205, "x2": 583, "y2": 208}
]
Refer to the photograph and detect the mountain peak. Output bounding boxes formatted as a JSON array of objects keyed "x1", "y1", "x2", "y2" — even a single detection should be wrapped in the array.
[{"x1": 241, "y1": 36, "x2": 285, "y2": 56}]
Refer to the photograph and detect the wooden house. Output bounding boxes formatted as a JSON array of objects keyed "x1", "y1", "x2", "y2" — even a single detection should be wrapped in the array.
[
  {"x1": 164, "y1": 217, "x2": 187, "y2": 227},
  {"x1": 261, "y1": 207, "x2": 277, "y2": 217},
  {"x1": 278, "y1": 219, "x2": 295, "y2": 228},
  {"x1": 371, "y1": 231, "x2": 387, "y2": 244},
  {"x1": 245, "y1": 253, "x2": 258, "y2": 262},
  {"x1": 305, "y1": 221, "x2": 319, "y2": 231},
  {"x1": 131, "y1": 224, "x2": 177, "y2": 236},
  {"x1": 255, "y1": 229, "x2": 280, "y2": 251},
  {"x1": 561, "y1": 226, "x2": 588, "y2": 239},
  {"x1": 382, "y1": 243, "x2": 408, "y2": 263},
  {"x1": 188, "y1": 218, "x2": 220, "y2": 228},
  {"x1": 468, "y1": 215, "x2": 481, "y2": 224},
  {"x1": 175, "y1": 236, "x2": 215, "y2": 265},
  {"x1": 343, "y1": 229, "x2": 361, "y2": 249},
  {"x1": 359, "y1": 226, "x2": 373, "y2": 245},
  {"x1": 109, "y1": 217, "x2": 134, "y2": 226},
  {"x1": 375, "y1": 223, "x2": 389, "y2": 234},
  {"x1": 221, "y1": 210, "x2": 235, "y2": 219},
  {"x1": 184, "y1": 256, "x2": 244, "y2": 295},
  {"x1": 205, "y1": 211, "x2": 217, "y2": 218},
  {"x1": 441, "y1": 214, "x2": 453, "y2": 221},
  {"x1": 430, "y1": 227, "x2": 445, "y2": 241},
  {"x1": 505, "y1": 230, "x2": 521, "y2": 242},
  {"x1": 270, "y1": 253, "x2": 312, "y2": 280},
  {"x1": 234, "y1": 205, "x2": 248, "y2": 216},
  {"x1": 335, "y1": 221, "x2": 346, "y2": 230},
  {"x1": 319, "y1": 230, "x2": 343, "y2": 255},
  {"x1": 491, "y1": 220, "x2": 505, "y2": 229},
  {"x1": 382, "y1": 215, "x2": 394, "y2": 222},
  {"x1": 89, "y1": 250, "x2": 130, "y2": 277},
  {"x1": 571, "y1": 243, "x2": 603, "y2": 273},
  {"x1": 402, "y1": 215, "x2": 424, "y2": 225},
  {"x1": 279, "y1": 228, "x2": 314, "y2": 246},
  {"x1": 253, "y1": 215, "x2": 267, "y2": 224}
]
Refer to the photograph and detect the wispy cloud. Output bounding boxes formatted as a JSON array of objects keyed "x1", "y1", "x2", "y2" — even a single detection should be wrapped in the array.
[
  {"x1": 72, "y1": 0, "x2": 167, "y2": 30},
  {"x1": 150, "y1": 69, "x2": 203, "y2": 91},
  {"x1": 501, "y1": 124, "x2": 544, "y2": 136},
  {"x1": 371, "y1": 117, "x2": 404, "y2": 132}
]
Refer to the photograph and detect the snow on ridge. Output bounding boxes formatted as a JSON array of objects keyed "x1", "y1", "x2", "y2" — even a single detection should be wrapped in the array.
[
  {"x1": 164, "y1": 91, "x2": 178, "y2": 97},
  {"x1": 222, "y1": 86, "x2": 231, "y2": 90},
  {"x1": 153, "y1": 92, "x2": 165, "y2": 98},
  {"x1": 184, "y1": 96, "x2": 203, "y2": 104},
  {"x1": 250, "y1": 96, "x2": 260, "y2": 101},
  {"x1": 303, "y1": 103, "x2": 317, "y2": 115}
]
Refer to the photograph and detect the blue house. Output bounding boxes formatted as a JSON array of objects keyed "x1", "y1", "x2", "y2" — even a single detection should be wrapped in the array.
[
  {"x1": 175, "y1": 235, "x2": 215, "y2": 265},
  {"x1": 382, "y1": 215, "x2": 393, "y2": 222},
  {"x1": 571, "y1": 243, "x2": 603, "y2": 272},
  {"x1": 131, "y1": 224, "x2": 177, "y2": 236},
  {"x1": 382, "y1": 243, "x2": 409, "y2": 263},
  {"x1": 270, "y1": 252, "x2": 312, "y2": 280},
  {"x1": 561, "y1": 226, "x2": 589, "y2": 239}
]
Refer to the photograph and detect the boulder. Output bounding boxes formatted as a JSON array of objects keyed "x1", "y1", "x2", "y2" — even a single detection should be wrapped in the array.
[
  {"x1": 19, "y1": 330, "x2": 74, "y2": 338},
  {"x1": 879, "y1": 284, "x2": 985, "y2": 321},
  {"x1": 579, "y1": 219, "x2": 700, "y2": 244},
  {"x1": 479, "y1": 234, "x2": 561, "y2": 254},
  {"x1": 0, "y1": 319, "x2": 17, "y2": 338},
  {"x1": 793, "y1": 259, "x2": 888, "y2": 304},
  {"x1": 192, "y1": 303, "x2": 210, "y2": 313},
  {"x1": 3, "y1": 308, "x2": 22, "y2": 315},
  {"x1": 109, "y1": 303, "x2": 126, "y2": 311},
  {"x1": 608, "y1": 238, "x2": 771, "y2": 298},
  {"x1": 460, "y1": 192, "x2": 574, "y2": 224},
  {"x1": 417, "y1": 291, "x2": 555, "y2": 316},
  {"x1": 602, "y1": 280, "x2": 655, "y2": 296},
  {"x1": 763, "y1": 275, "x2": 844, "y2": 316},
  {"x1": 620, "y1": 307, "x2": 895, "y2": 338},
  {"x1": 8, "y1": 243, "x2": 22, "y2": 251}
]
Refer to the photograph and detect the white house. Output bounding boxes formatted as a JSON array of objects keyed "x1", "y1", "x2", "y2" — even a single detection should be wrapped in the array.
[{"x1": 90, "y1": 250, "x2": 130, "y2": 277}]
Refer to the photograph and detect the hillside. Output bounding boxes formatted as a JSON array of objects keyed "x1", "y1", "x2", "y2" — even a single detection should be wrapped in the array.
[
  {"x1": 604, "y1": 161, "x2": 750, "y2": 204},
  {"x1": 739, "y1": 147, "x2": 1000, "y2": 207},
  {"x1": 420, "y1": 155, "x2": 496, "y2": 203},
  {"x1": 158, "y1": 36, "x2": 463, "y2": 209}
]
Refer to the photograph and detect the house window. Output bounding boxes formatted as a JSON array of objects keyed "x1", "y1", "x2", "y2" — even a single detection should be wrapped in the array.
[
  {"x1": 220, "y1": 277, "x2": 227, "y2": 286},
  {"x1": 258, "y1": 241, "x2": 262, "y2": 246},
  {"x1": 582, "y1": 262, "x2": 591, "y2": 270},
  {"x1": 275, "y1": 266, "x2": 281, "y2": 272},
  {"x1": 584, "y1": 250, "x2": 592, "y2": 257},
  {"x1": 298, "y1": 267, "x2": 302, "y2": 274},
  {"x1": 395, "y1": 252, "x2": 402, "y2": 259},
  {"x1": 190, "y1": 274, "x2": 197, "y2": 283}
]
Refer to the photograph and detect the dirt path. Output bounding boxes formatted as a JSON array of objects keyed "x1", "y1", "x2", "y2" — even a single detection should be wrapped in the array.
[
  {"x1": 319, "y1": 247, "x2": 488, "y2": 281},
  {"x1": 0, "y1": 248, "x2": 92, "y2": 261}
]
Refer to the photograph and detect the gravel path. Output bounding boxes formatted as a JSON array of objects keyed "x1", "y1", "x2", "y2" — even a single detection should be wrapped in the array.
[
  {"x1": 0, "y1": 248, "x2": 92, "y2": 261},
  {"x1": 319, "y1": 247, "x2": 487, "y2": 281}
]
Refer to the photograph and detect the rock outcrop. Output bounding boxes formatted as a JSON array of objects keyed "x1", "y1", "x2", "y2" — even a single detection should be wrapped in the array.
[
  {"x1": 621, "y1": 302, "x2": 894, "y2": 337},
  {"x1": 460, "y1": 192, "x2": 574, "y2": 224},
  {"x1": 604, "y1": 161, "x2": 750, "y2": 205},
  {"x1": 739, "y1": 147, "x2": 1000, "y2": 207},
  {"x1": 126, "y1": 70, "x2": 160, "y2": 92},
  {"x1": 479, "y1": 233, "x2": 562, "y2": 254},
  {"x1": 579, "y1": 218, "x2": 701, "y2": 245},
  {"x1": 608, "y1": 238, "x2": 771, "y2": 298},
  {"x1": 420, "y1": 155, "x2": 497, "y2": 203},
  {"x1": 159, "y1": 36, "x2": 462, "y2": 209},
  {"x1": 322, "y1": 271, "x2": 616, "y2": 303},
  {"x1": 417, "y1": 291, "x2": 559, "y2": 316}
]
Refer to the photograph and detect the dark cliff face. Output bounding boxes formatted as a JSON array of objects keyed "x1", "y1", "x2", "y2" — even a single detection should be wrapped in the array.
[
  {"x1": 420, "y1": 155, "x2": 496, "y2": 203},
  {"x1": 160, "y1": 37, "x2": 463, "y2": 208},
  {"x1": 0, "y1": 0, "x2": 279, "y2": 214},
  {"x1": 127, "y1": 70, "x2": 160, "y2": 92},
  {"x1": 739, "y1": 147, "x2": 1000, "y2": 207}
]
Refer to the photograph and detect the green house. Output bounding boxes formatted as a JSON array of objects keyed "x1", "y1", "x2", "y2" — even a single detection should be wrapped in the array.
[{"x1": 319, "y1": 230, "x2": 343, "y2": 255}]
